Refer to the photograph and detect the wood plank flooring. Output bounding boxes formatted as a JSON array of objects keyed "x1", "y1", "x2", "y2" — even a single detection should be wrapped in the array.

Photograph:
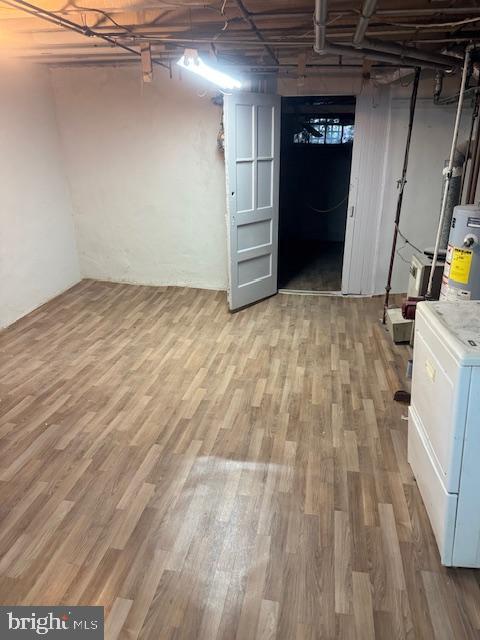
[{"x1": 1, "y1": 280, "x2": 480, "y2": 639}]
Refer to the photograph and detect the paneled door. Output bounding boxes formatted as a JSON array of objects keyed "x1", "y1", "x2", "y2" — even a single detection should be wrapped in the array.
[{"x1": 224, "y1": 92, "x2": 281, "y2": 311}]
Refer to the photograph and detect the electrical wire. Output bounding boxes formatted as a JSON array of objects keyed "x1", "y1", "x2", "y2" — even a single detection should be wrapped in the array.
[
  {"x1": 219, "y1": 0, "x2": 228, "y2": 31},
  {"x1": 385, "y1": 16, "x2": 480, "y2": 29},
  {"x1": 396, "y1": 242, "x2": 412, "y2": 264},
  {"x1": 396, "y1": 228, "x2": 425, "y2": 265},
  {"x1": 396, "y1": 225, "x2": 423, "y2": 254},
  {"x1": 23, "y1": 0, "x2": 230, "y2": 38},
  {"x1": 72, "y1": 5, "x2": 137, "y2": 36},
  {"x1": 1, "y1": 0, "x2": 170, "y2": 68},
  {"x1": 307, "y1": 193, "x2": 350, "y2": 213}
]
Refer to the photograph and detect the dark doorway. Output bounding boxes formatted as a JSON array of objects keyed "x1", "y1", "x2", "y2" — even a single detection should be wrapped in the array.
[{"x1": 278, "y1": 96, "x2": 356, "y2": 292}]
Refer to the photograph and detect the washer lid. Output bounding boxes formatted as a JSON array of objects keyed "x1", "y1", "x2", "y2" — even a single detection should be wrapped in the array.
[{"x1": 417, "y1": 301, "x2": 480, "y2": 366}]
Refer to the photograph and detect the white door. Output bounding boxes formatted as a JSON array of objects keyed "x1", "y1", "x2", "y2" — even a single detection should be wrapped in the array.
[
  {"x1": 224, "y1": 92, "x2": 281, "y2": 311},
  {"x1": 341, "y1": 85, "x2": 391, "y2": 295}
]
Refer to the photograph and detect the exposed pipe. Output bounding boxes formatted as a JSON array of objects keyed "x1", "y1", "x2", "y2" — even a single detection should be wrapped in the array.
[
  {"x1": 362, "y1": 37, "x2": 459, "y2": 69},
  {"x1": 313, "y1": 35, "x2": 423, "y2": 68},
  {"x1": 251, "y1": 7, "x2": 480, "y2": 20},
  {"x1": 466, "y1": 86, "x2": 480, "y2": 203},
  {"x1": 361, "y1": 47, "x2": 453, "y2": 71},
  {"x1": 313, "y1": 0, "x2": 457, "y2": 71},
  {"x1": 467, "y1": 129, "x2": 480, "y2": 203},
  {"x1": 314, "y1": 0, "x2": 327, "y2": 52},
  {"x1": 369, "y1": 7, "x2": 480, "y2": 18},
  {"x1": 383, "y1": 67, "x2": 421, "y2": 323},
  {"x1": 314, "y1": 41, "x2": 444, "y2": 70},
  {"x1": 439, "y1": 145, "x2": 467, "y2": 249},
  {"x1": 460, "y1": 82, "x2": 480, "y2": 201},
  {"x1": 426, "y1": 45, "x2": 473, "y2": 299},
  {"x1": 353, "y1": 0, "x2": 377, "y2": 47},
  {"x1": 434, "y1": 71, "x2": 444, "y2": 103},
  {"x1": 351, "y1": 0, "x2": 459, "y2": 70},
  {"x1": 459, "y1": 69, "x2": 480, "y2": 204}
]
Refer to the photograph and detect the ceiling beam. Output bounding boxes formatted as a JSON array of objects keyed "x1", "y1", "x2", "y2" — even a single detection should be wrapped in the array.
[
  {"x1": 232, "y1": 0, "x2": 278, "y2": 65},
  {"x1": 0, "y1": 0, "x2": 169, "y2": 68}
]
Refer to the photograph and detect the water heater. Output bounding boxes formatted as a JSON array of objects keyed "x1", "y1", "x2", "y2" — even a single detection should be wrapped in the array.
[{"x1": 440, "y1": 205, "x2": 480, "y2": 301}]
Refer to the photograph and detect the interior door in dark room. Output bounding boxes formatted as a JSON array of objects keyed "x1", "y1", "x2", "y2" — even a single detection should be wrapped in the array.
[{"x1": 278, "y1": 95, "x2": 355, "y2": 292}]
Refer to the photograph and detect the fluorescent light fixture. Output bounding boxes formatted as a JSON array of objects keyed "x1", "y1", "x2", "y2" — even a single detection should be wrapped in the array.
[{"x1": 177, "y1": 53, "x2": 242, "y2": 90}]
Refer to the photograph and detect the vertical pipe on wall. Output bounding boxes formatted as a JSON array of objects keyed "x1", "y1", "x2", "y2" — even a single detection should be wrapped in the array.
[
  {"x1": 467, "y1": 129, "x2": 480, "y2": 203},
  {"x1": 426, "y1": 45, "x2": 473, "y2": 299},
  {"x1": 465, "y1": 77, "x2": 480, "y2": 204},
  {"x1": 460, "y1": 77, "x2": 480, "y2": 202},
  {"x1": 466, "y1": 123, "x2": 480, "y2": 203},
  {"x1": 382, "y1": 67, "x2": 421, "y2": 323}
]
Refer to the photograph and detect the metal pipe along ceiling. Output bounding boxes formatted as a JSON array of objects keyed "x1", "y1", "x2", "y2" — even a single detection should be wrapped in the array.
[
  {"x1": 313, "y1": 0, "x2": 459, "y2": 71},
  {"x1": 353, "y1": 0, "x2": 377, "y2": 47},
  {"x1": 313, "y1": 0, "x2": 376, "y2": 60},
  {"x1": 362, "y1": 38, "x2": 460, "y2": 68},
  {"x1": 354, "y1": 0, "x2": 460, "y2": 68},
  {"x1": 314, "y1": 0, "x2": 328, "y2": 52}
]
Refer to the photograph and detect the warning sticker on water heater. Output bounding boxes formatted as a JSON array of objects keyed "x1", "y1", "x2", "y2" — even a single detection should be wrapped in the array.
[{"x1": 450, "y1": 247, "x2": 473, "y2": 284}]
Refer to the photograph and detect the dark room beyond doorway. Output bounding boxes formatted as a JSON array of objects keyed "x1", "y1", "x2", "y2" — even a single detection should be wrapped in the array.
[{"x1": 278, "y1": 95, "x2": 356, "y2": 292}]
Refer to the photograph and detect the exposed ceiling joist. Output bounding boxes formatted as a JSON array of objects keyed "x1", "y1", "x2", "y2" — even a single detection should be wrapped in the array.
[{"x1": 0, "y1": 0, "x2": 479, "y2": 71}]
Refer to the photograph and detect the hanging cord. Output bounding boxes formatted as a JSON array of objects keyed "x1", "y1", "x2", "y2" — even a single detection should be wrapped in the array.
[
  {"x1": 396, "y1": 243, "x2": 413, "y2": 265},
  {"x1": 72, "y1": 5, "x2": 137, "y2": 36},
  {"x1": 307, "y1": 193, "x2": 350, "y2": 213},
  {"x1": 396, "y1": 225, "x2": 423, "y2": 255}
]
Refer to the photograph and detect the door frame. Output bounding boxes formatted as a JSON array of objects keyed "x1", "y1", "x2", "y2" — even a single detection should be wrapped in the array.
[{"x1": 279, "y1": 83, "x2": 392, "y2": 296}]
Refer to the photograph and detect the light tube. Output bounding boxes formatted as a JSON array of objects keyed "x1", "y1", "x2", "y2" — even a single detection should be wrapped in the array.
[{"x1": 177, "y1": 54, "x2": 242, "y2": 90}]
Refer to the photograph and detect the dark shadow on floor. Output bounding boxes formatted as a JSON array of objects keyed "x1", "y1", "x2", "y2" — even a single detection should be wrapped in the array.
[{"x1": 278, "y1": 240, "x2": 344, "y2": 291}]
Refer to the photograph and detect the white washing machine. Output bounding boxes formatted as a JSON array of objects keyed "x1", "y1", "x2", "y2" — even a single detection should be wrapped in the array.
[{"x1": 408, "y1": 300, "x2": 480, "y2": 567}]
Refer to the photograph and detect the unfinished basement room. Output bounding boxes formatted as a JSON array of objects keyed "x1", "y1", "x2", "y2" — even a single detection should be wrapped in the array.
[{"x1": 2, "y1": 0, "x2": 480, "y2": 638}]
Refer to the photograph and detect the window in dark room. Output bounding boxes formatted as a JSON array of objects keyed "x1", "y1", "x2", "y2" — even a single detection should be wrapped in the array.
[{"x1": 278, "y1": 95, "x2": 356, "y2": 292}]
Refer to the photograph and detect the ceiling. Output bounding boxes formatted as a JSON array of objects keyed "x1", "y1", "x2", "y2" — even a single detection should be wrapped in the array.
[{"x1": 1, "y1": 0, "x2": 480, "y2": 71}]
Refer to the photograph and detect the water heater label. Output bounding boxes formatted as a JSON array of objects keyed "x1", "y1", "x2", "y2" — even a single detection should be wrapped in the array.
[
  {"x1": 467, "y1": 216, "x2": 480, "y2": 228},
  {"x1": 450, "y1": 247, "x2": 473, "y2": 284}
]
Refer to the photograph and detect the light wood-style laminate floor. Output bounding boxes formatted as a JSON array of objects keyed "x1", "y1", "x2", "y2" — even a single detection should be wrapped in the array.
[{"x1": 1, "y1": 280, "x2": 479, "y2": 639}]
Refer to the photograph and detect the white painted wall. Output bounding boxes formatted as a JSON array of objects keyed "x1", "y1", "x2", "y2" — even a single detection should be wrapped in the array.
[
  {"x1": 34, "y1": 63, "x2": 470, "y2": 299},
  {"x1": 0, "y1": 62, "x2": 469, "y2": 331},
  {"x1": 50, "y1": 66, "x2": 228, "y2": 290},
  {"x1": 375, "y1": 90, "x2": 472, "y2": 293},
  {"x1": 0, "y1": 61, "x2": 80, "y2": 329}
]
